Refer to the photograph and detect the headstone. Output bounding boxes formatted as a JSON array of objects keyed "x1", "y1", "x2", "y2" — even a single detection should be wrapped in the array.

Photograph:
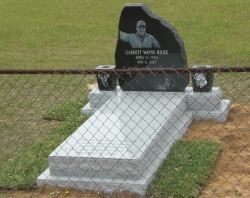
[{"x1": 115, "y1": 3, "x2": 189, "y2": 91}]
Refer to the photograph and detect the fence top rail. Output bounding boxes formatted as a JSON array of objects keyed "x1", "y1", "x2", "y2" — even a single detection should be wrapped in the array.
[{"x1": 0, "y1": 67, "x2": 250, "y2": 74}]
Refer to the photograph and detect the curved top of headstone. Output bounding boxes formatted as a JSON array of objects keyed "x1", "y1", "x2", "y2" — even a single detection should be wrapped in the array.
[
  {"x1": 119, "y1": 3, "x2": 187, "y2": 61},
  {"x1": 115, "y1": 3, "x2": 189, "y2": 91}
]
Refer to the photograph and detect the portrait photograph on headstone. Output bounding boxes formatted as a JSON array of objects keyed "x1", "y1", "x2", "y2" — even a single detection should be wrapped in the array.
[{"x1": 119, "y1": 20, "x2": 161, "y2": 48}]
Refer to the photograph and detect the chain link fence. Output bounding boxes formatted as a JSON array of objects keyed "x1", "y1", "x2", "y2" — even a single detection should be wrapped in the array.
[{"x1": 0, "y1": 67, "x2": 249, "y2": 198}]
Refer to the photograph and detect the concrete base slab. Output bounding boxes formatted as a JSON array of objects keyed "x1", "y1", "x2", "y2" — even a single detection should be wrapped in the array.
[
  {"x1": 192, "y1": 99, "x2": 231, "y2": 122},
  {"x1": 185, "y1": 87, "x2": 222, "y2": 111},
  {"x1": 38, "y1": 111, "x2": 193, "y2": 195},
  {"x1": 80, "y1": 102, "x2": 99, "y2": 115},
  {"x1": 81, "y1": 87, "x2": 121, "y2": 115},
  {"x1": 38, "y1": 87, "x2": 231, "y2": 195},
  {"x1": 82, "y1": 87, "x2": 231, "y2": 123},
  {"x1": 37, "y1": 92, "x2": 193, "y2": 195}
]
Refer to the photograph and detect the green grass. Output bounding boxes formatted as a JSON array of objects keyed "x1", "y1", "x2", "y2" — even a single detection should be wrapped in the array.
[
  {"x1": 0, "y1": 0, "x2": 249, "y2": 69},
  {"x1": 147, "y1": 140, "x2": 222, "y2": 198},
  {"x1": 0, "y1": 98, "x2": 89, "y2": 189},
  {"x1": 0, "y1": 74, "x2": 94, "y2": 162}
]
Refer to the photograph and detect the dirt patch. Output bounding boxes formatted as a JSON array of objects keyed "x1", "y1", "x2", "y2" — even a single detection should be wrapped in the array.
[
  {"x1": 5, "y1": 103, "x2": 250, "y2": 197},
  {"x1": 184, "y1": 103, "x2": 250, "y2": 198},
  {"x1": 11, "y1": 185, "x2": 143, "y2": 198},
  {"x1": 87, "y1": 83, "x2": 98, "y2": 91}
]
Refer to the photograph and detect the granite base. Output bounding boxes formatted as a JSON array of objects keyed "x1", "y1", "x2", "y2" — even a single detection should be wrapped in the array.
[{"x1": 37, "y1": 92, "x2": 193, "y2": 195}]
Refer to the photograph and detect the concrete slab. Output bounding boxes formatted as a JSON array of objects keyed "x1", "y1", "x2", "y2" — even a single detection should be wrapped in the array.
[
  {"x1": 192, "y1": 99, "x2": 231, "y2": 122},
  {"x1": 38, "y1": 110, "x2": 193, "y2": 195},
  {"x1": 81, "y1": 87, "x2": 121, "y2": 116},
  {"x1": 37, "y1": 91, "x2": 193, "y2": 195},
  {"x1": 82, "y1": 87, "x2": 230, "y2": 123},
  {"x1": 185, "y1": 87, "x2": 222, "y2": 111},
  {"x1": 38, "y1": 87, "x2": 231, "y2": 194}
]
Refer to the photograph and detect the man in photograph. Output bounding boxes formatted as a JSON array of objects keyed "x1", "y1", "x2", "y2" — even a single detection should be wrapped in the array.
[{"x1": 119, "y1": 20, "x2": 161, "y2": 48}]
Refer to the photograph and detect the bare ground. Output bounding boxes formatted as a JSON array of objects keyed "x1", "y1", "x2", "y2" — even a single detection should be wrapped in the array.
[{"x1": 4, "y1": 103, "x2": 250, "y2": 198}]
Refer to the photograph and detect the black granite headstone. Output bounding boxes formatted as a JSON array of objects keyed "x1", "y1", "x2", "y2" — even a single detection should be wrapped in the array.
[{"x1": 115, "y1": 3, "x2": 189, "y2": 91}]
